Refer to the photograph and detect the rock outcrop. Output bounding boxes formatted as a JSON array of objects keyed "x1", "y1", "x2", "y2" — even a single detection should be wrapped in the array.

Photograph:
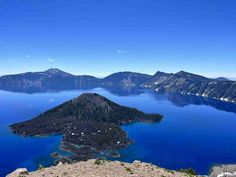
[
  {"x1": 7, "y1": 168, "x2": 28, "y2": 177},
  {"x1": 209, "y1": 164, "x2": 236, "y2": 177},
  {"x1": 7, "y1": 159, "x2": 191, "y2": 177}
]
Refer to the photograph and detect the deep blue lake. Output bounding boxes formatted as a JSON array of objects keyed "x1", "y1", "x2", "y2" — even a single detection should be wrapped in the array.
[{"x1": 1, "y1": 88, "x2": 236, "y2": 176}]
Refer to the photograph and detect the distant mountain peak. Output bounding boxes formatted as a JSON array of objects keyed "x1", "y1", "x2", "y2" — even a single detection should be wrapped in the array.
[
  {"x1": 176, "y1": 70, "x2": 205, "y2": 77},
  {"x1": 103, "y1": 71, "x2": 152, "y2": 87},
  {"x1": 176, "y1": 70, "x2": 190, "y2": 75},
  {"x1": 45, "y1": 68, "x2": 63, "y2": 73},
  {"x1": 153, "y1": 71, "x2": 172, "y2": 76},
  {"x1": 215, "y1": 77, "x2": 230, "y2": 81},
  {"x1": 154, "y1": 71, "x2": 166, "y2": 75},
  {"x1": 174, "y1": 71, "x2": 210, "y2": 82},
  {"x1": 45, "y1": 68, "x2": 73, "y2": 76}
]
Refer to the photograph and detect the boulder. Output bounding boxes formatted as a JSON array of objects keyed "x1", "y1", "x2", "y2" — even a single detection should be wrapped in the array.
[{"x1": 6, "y1": 168, "x2": 28, "y2": 177}]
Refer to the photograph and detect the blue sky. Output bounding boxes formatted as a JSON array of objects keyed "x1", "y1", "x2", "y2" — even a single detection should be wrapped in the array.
[{"x1": 0, "y1": 0, "x2": 236, "y2": 78}]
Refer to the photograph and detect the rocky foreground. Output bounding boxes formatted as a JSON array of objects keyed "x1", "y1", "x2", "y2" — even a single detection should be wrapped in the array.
[
  {"x1": 8, "y1": 159, "x2": 236, "y2": 177},
  {"x1": 7, "y1": 159, "x2": 194, "y2": 177}
]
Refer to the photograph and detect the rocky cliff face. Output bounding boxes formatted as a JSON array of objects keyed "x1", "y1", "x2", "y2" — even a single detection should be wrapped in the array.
[
  {"x1": 142, "y1": 71, "x2": 174, "y2": 88},
  {"x1": 144, "y1": 71, "x2": 236, "y2": 103}
]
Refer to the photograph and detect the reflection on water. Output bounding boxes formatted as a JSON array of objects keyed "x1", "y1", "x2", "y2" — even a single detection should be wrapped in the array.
[
  {"x1": 1, "y1": 86, "x2": 236, "y2": 113},
  {"x1": 166, "y1": 93, "x2": 236, "y2": 114},
  {"x1": 101, "y1": 86, "x2": 146, "y2": 96},
  {"x1": 0, "y1": 86, "x2": 145, "y2": 96},
  {"x1": 0, "y1": 85, "x2": 96, "y2": 94},
  {"x1": 0, "y1": 87, "x2": 236, "y2": 176}
]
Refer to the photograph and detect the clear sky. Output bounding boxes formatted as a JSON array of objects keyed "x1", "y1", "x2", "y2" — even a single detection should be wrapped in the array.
[{"x1": 0, "y1": 0, "x2": 236, "y2": 78}]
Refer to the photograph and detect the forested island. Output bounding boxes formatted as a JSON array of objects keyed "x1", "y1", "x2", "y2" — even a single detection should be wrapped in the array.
[{"x1": 10, "y1": 93, "x2": 162, "y2": 161}]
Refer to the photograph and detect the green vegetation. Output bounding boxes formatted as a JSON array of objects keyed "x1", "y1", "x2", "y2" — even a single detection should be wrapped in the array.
[
  {"x1": 120, "y1": 162, "x2": 125, "y2": 166},
  {"x1": 11, "y1": 93, "x2": 162, "y2": 136},
  {"x1": 125, "y1": 167, "x2": 133, "y2": 174},
  {"x1": 37, "y1": 164, "x2": 45, "y2": 170},
  {"x1": 164, "y1": 169, "x2": 174, "y2": 174},
  {"x1": 94, "y1": 159, "x2": 106, "y2": 165},
  {"x1": 179, "y1": 168, "x2": 197, "y2": 176}
]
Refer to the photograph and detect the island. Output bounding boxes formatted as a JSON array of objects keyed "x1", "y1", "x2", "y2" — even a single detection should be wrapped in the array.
[{"x1": 10, "y1": 93, "x2": 162, "y2": 161}]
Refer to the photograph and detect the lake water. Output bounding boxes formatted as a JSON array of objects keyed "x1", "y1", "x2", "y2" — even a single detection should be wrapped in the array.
[{"x1": 1, "y1": 88, "x2": 236, "y2": 176}]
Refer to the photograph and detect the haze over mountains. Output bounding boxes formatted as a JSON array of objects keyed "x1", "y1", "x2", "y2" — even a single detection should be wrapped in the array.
[{"x1": 0, "y1": 68, "x2": 235, "y2": 103}]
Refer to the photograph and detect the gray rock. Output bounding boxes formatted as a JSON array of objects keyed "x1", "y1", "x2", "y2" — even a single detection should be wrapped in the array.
[
  {"x1": 6, "y1": 168, "x2": 28, "y2": 177},
  {"x1": 210, "y1": 165, "x2": 236, "y2": 177}
]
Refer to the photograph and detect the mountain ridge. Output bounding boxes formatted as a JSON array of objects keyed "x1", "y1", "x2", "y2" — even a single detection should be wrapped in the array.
[
  {"x1": 144, "y1": 71, "x2": 236, "y2": 103},
  {"x1": 0, "y1": 68, "x2": 235, "y2": 103},
  {"x1": 0, "y1": 68, "x2": 150, "y2": 92}
]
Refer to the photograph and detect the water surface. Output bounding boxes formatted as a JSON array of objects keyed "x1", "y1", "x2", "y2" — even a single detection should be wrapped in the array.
[{"x1": 0, "y1": 88, "x2": 236, "y2": 176}]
